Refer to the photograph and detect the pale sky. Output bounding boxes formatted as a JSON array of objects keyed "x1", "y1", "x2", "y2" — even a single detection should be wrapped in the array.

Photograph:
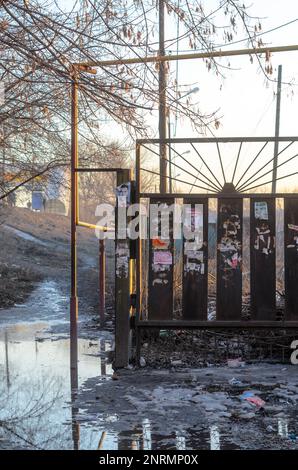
[
  {"x1": 63, "y1": 0, "x2": 298, "y2": 191},
  {"x1": 146, "y1": 0, "x2": 298, "y2": 192}
]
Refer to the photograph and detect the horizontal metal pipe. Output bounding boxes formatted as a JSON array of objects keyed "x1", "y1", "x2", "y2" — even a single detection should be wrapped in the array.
[
  {"x1": 136, "y1": 320, "x2": 298, "y2": 329},
  {"x1": 137, "y1": 136, "x2": 298, "y2": 145},
  {"x1": 77, "y1": 221, "x2": 114, "y2": 232},
  {"x1": 74, "y1": 44, "x2": 298, "y2": 68},
  {"x1": 140, "y1": 192, "x2": 298, "y2": 199},
  {"x1": 75, "y1": 167, "x2": 124, "y2": 172}
]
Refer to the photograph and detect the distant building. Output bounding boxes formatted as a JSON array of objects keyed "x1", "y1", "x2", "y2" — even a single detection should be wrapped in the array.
[{"x1": 0, "y1": 163, "x2": 70, "y2": 215}]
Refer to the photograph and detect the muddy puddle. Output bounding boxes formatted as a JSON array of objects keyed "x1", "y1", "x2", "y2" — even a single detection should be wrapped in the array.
[
  {"x1": 0, "y1": 280, "x2": 114, "y2": 449},
  {"x1": 0, "y1": 280, "x2": 297, "y2": 450}
]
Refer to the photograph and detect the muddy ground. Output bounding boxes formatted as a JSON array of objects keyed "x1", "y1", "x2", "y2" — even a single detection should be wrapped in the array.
[
  {"x1": 0, "y1": 206, "x2": 298, "y2": 450},
  {"x1": 75, "y1": 363, "x2": 298, "y2": 450},
  {"x1": 0, "y1": 206, "x2": 114, "y2": 319}
]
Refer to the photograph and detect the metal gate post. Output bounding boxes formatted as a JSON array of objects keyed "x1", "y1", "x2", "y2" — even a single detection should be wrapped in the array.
[
  {"x1": 135, "y1": 143, "x2": 142, "y2": 365},
  {"x1": 114, "y1": 169, "x2": 132, "y2": 368},
  {"x1": 70, "y1": 70, "x2": 79, "y2": 383},
  {"x1": 99, "y1": 239, "x2": 105, "y2": 324}
]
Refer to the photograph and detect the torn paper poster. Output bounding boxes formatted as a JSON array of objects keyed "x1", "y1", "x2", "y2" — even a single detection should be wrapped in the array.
[
  {"x1": 152, "y1": 238, "x2": 170, "y2": 249},
  {"x1": 184, "y1": 205, "x2": 203, "y2": 226},
  {"x1": 117, "y1": 195, "x2": 127, "y2": 208},
  {"x1": 288, "y1": 223, "x2": 298, "y2": 231},
  {"x1": 218, "y1": 238, "x2": 241, "y2": 253},
  {"x1": 184, "y1": 240, "x2": 204, "y2": 252},
  {"x1": 153, "y1": 250, "x2": 172, "y2": 265},
  {"x1": 185, "y1": 249, "x2": 204, "y2": 274},
  {"x1": 183, "y1": 205, "x2": 203, "y2": 240},
  {"x1": 228, "y1": 252, "x2": 241, "y2": 269},
  {"x1": 152, "y1": 278, "x2": 169, "y2": 286},
  {"x1": 186, "y1": 251, "x2": 204, "y2": 263},
  {"x1": 254, "y1": 220, "x2": 274, "y2": 254},
  {"x1": 152, "y1": 263, "x2": 170, "y2": 273},
  {"x1": 116, "y1": 257, "x2": 129, "y2": 278},
  {"x1": 116, "y1": 182, "x2": 131, "y2": 207},
  {"x1": 116, "y1": 247, "x2": 129, "y2": 257},
  {"x1": 116, "y1": 242, "x2": 129, "y2": 278},
  {"x1": 186, "y1": 262, "x2": 204, "y2": 274},
  {"x1": 254, "y1": 201, "x2": 268, "y2": 220}
]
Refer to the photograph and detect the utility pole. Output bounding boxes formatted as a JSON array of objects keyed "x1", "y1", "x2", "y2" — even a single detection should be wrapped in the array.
[
  {"x1": 159, "y1": 0, "x2": 167, "y2": 193},
  {"x1": 272, "y1": 65, "x2": 282, "y2": 193},
  {"x1": 168, "y1": 118, "x2": 172, "y2": 193}
]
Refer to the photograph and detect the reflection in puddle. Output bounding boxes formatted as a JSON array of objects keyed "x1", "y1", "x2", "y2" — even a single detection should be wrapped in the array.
[
  {"x1": 0, "y1": 286, "x2": 297, "y2": 450},
  {"x1": 142, "y1": 419, "x2": 151, "y2": 450},
  {"x1": 175, "y1": 433, "x2": 186, "y2": 450},
  {"x1": 210, "y1": 425, "x2": 220, "y2": 450},
  {"x1": 278, "y1": 418, "x2": 289, "y2": 438},
  {"x1": 1, "y1": 321, "x2": 296, "y2": 450},
  {"x1": 0, "y1": 322, "x2": 113, "y2": 449},
  {"x1": 0, "y1": 320, "x2": 296, "y2": 450}
]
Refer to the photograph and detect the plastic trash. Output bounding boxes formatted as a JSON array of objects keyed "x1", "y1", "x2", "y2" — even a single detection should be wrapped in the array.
[
  {"x1": 240, "y1": 391, "x2": 255, "y2": 400},
  {"x1": 240, "y1": 391, "x2": 265, "y2": 408},
  {"x1": 246, "y1": 396, "x2": 265, "y2": 408},
  {"x1": 229, "y1": 377, "x2": 243, "y2": 386},
  {"x1": 171, "y1": 360, "x2": 183, "y2": 366},
  {"x1": 227, "y1": 358, "x2": 246, "y2": 368},
  {"x1": 139, "y1": 357, "x2": 146, "y2": 367},
  {"x1": 159, "y1": 330, "x2": 171, "y2": 337}
]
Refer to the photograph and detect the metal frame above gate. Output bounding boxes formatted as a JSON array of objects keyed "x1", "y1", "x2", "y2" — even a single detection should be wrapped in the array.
[{"x1": 135, "y1": 136, "x2": 298, "y2": 364}]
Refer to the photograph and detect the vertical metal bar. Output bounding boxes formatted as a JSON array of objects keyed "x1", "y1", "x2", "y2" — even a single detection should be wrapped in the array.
[
  {"x1": 115, "y1": 169, "x2": 132, "y2": 368},
  {"x1": 98, "y1": 431, "x2": 107, "y2": 450},
  {"x1": 235, "y1": 141, "x2": 268, "y2": 190},
  {"x1": 216, "y1": 197, "x2": 243, "y2": 320},
  {"x1": 159, "y1": 0, "x2": 167, "y2": 193},
  {"x1": 148, "y1": 196, "x2": 174, "y2": 320},
  {"x1": 99, "y1": 239, "x2": 105, "y2": 324},
  {"x1": 272, "y1": 65, "x2": 282, "y2": 194},
  {"x1": 250, "y1": 198, "x2": 276, "y2": 319},
  {"x1": 70, "y1": 71, "x2": 79, "y2": 376},
  {"x1": 5, "y1": 330, "x2": 10, "y2": 389},
  {"x1": 168, "y1": 119, "x2": 172, "y2": 193},
  {"x1": 190, "y1": 143, "x2": 222, "y2": 190},
  {"x1": 216, "y1": 142, "x2": 226, "y2": 185},
  {"x1": 182, "y1": 198, "x2": 208, "y2": 320},
  {"x1": 284, "y1": 198, "x2": 298, "y2": 320},
  {"x1": 232, "y1": 142, "x2": 242, "y2": 184},
  {"x1": 135, "y1": 144, "x2": 142, "y2": 364}
]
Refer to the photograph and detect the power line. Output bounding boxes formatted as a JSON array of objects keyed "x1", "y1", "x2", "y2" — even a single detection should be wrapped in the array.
[{"x1": 163, "y1": 18, "x2": 298, "y2": 54}]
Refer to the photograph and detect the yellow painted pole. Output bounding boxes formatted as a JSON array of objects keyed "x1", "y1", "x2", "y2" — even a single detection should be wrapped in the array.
[{"x1": 70, "y1": 69, "x2": 79, "y2": 378}]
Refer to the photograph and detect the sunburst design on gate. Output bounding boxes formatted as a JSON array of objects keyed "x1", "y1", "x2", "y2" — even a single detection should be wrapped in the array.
[{"x1": 138, "y1": 137, "x2": 298, "y2": 194}]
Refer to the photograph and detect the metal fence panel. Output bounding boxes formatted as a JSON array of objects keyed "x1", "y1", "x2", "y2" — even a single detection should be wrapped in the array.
[
  {"x1": 250, "y1": 198, "x2": 276, "y2": 320},
  {"x1": 182, "y1": 199, "x2": 208, "y2": 320},
  {"x1": 216, "y1": 198, "x2": 243, "y2": 320},
  {"x1": 284, "y1": 198, "x2": 298, "y2": 320},
  {"x1": 148, "y1": 197, "x2": 174, "y2": 320}
]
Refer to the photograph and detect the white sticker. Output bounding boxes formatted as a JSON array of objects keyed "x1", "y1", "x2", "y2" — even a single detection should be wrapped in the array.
[{"x1": 255, "y1": 201, "x2": 268, "y2": 220}]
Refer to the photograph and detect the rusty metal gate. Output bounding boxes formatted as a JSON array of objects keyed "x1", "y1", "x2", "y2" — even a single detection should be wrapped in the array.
[{"x1": 132, "y1": 137, "x2": 298, "y2": 363}]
